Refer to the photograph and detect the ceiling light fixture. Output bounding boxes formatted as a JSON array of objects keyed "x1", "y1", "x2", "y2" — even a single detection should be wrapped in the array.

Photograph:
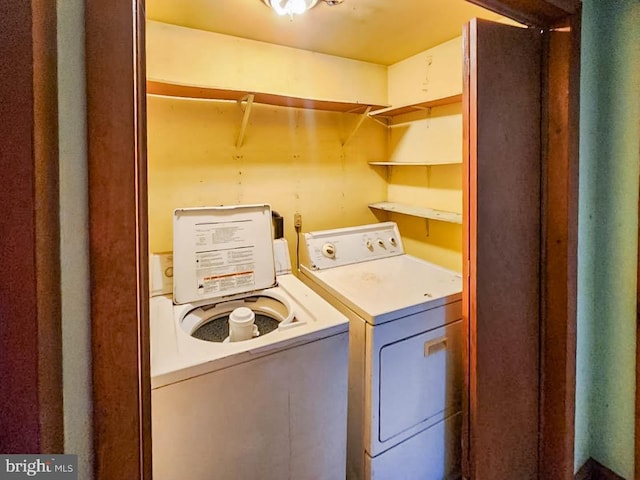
[
  {"x1": 261, "y1": 0, "x2": 343, "y2": 17},
  {"x1": 262, "y1": 0, "x2": 318, "y2": 16}
]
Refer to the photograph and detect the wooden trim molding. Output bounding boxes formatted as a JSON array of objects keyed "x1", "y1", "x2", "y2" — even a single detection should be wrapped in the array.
[
  {"x1": 0, "y1": 0, "x2": 62, "y2": 454},
  {"x1": 539, "y1": 10, "x2": 581, "y2": 480},
  {"x1": 86, "y1": 0, "x2": 150, "y2": 478},
  {"x1": 461, "y1": 22, "x2": 472, "y2": 480},
  {"x1": 575, "y1": 458, "x2": 626, "y2": 480},
  {"x1": 33, "y1": 0, "x2": 64, "y2": 454},
  {"x1": 466, "y1": 0, "x2": 579, "y2": 26},
  {"x1": 135, "y1": 1, "x2": 152, "y2": 475},
  {"x1": 636, "y1": 134, "x2": 640, "y2": 480}
]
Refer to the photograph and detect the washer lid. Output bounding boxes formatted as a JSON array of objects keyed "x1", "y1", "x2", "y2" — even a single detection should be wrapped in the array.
[{"x1": 173, "y1": 204, "x2": 276, "y2": 305}]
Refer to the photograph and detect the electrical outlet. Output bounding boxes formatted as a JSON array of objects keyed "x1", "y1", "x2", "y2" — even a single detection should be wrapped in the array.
[
  {"x1": 294, "y1": 213, "x2": 302, "y2": 229},
  {"x1": 150, "y1": 252, "x2": 173, "y2": 296}
]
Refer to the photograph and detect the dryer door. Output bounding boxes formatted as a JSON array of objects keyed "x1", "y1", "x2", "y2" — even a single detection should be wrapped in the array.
[
  {"x1": 379, "y1": 320, "x2": 462, "y2": 442},
  {"x1": 366, "y1": 300, "x2": 462, "y2": 457}
]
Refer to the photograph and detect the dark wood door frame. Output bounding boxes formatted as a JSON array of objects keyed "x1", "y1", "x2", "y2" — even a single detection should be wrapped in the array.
[
  {"x1": 539, "y1": 13, "x2": 581, "y2": 479},
  {"x1": 468, "y1": 0, "x2": 579, "y2": 26},
  {"x1": 463, "y1": 15, "x2": 579, "y2": 479},
  {"x1": 84, "y1": 1, "x2": 580, "y2": 479},
  {"x1": 0, "y1": 0, "x2": 63, "y2": 454},
  {"x1": 85, "y1": 0, "x2": 150, "y2": 478}
]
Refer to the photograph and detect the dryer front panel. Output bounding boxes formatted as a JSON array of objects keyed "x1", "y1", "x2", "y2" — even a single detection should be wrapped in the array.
[
  {"x1": 379, "y1": 320, "x2": 462, "y2": 442},
  {"x1": 366, "y1": 300, "x2": 462, "y2": 457}
]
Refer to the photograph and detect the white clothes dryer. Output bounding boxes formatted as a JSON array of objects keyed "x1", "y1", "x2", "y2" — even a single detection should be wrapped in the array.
[
  {"x1": 299, "y1": 222, "x2": 463, "y2": 480},
  {"x1": 150, "y1": 204, "x2": 349, "y2": 480}
]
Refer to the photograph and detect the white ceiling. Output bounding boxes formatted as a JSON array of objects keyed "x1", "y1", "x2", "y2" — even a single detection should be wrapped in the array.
[{"x1": 145, "y1": 0, "x2": 511, "y2": 66}]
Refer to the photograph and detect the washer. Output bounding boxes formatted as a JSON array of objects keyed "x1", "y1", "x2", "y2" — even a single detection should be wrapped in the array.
[
  {"x1": 150, "y1": 204, "x2": 349, "y2": 480},
  {"x1": 299, "y1": 222, "x2": 463, "y2": 480}
]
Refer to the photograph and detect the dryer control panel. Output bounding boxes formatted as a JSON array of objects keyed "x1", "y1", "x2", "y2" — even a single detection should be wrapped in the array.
[{"x1": 303, "y1": 222, "x2": 404, "y2": 270}]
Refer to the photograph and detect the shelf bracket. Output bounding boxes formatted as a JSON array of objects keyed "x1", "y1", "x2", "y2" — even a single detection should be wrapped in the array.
[
  {"x1": 368, "y1": 115, "x2": 390, "y2": 128},
  {"x1": 424, "y1": 218, "x2": 430, "y2": 237},
  {"x1": 236, "y1": 94, "x2": 255, "y2": 149},
  {"x1": 342, "y1": 105, "x2": 372, "y2": 146}
]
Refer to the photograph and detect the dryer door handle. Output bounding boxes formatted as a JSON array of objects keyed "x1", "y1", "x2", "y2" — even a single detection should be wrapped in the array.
[{"x1": 424, "y1": 336, "x2": 448, "y2": 357}]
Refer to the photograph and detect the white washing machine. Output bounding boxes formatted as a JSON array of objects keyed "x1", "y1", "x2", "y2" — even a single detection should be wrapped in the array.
[
  {"x1": 299, "y1": 222, "x2": 463, "y2": 480},
  {"x1": 150, "y1": 204, "x2": 349, "y2": 480}
]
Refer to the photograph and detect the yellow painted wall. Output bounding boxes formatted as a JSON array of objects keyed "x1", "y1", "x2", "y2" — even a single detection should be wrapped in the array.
[
  {"x1": 147, "y1": 95, "x2": 387, "y2": 267},
  {"x1": 387, "y1": 37, "x2": 463, "y2": 106},
  {"x1": 380, "y1": 162, "x2": 463, "y2": 272},
  {"x1": 146, "y1": 21, "x2": 462, "y2": 273},
  {"x1": 381, "y1": 39, "x2": 463, "y2": 272},
  {"x1": 146, "y1": 21, "x2": 388, "y2": 106},
  {"x1": 387, "y1": 103, "x2": 462, "y2": 165},
  {"x1": 387, "y1": 213, "x2": 463, "y2": 273}
]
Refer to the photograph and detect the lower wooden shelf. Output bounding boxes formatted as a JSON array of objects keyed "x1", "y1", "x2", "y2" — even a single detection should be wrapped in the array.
[
  {"x1": 369, "y1": 201, "x2": 462, "y2": 224},
  {"x1": 368, "y1": 161, "x2": 462, "y2": 166}
]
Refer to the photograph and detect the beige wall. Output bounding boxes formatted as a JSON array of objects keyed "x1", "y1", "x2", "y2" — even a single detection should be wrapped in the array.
[{"x1": 57, "y1": 0, "x2": 93, "y2": 478}]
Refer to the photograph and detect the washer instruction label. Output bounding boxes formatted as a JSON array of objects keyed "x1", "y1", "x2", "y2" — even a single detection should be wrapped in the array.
[{"x1": 194, "y1": 222, "x2": 256, "y2": 295}]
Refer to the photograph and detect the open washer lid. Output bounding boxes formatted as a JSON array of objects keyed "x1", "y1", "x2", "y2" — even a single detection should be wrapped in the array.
[{"x1": 173, "y1": 204, "x2": 276, "y2": 305}]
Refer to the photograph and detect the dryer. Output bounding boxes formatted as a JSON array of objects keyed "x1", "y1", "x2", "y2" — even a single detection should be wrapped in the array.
[
  {"x1": 299, "y1": 222, "x2": 463, "y2": 480},
  {"x1": 150, "y1": 204, "x2": 349, "y2": 480}
]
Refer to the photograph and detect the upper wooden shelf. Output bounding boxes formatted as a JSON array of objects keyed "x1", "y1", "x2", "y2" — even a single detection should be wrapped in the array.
[
  {"x1": 147, "y1": 80, "x2": 388, "y2": 114},
  {"x1": 368, "y1": 94, "x2": 462, "y2": 119}
]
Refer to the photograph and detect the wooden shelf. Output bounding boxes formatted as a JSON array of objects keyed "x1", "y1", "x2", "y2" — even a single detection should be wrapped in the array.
[
  {"x1": 369, "y1": 161, "x2": 461, "y2": 166},
  {"x1": 147, "y1": 80, "x2": 388, "y2": 114},
  {"x1": 369, "y1": 201, "x2": 462, "y2": 224},
  {"x1": 369, "y1": 94, "x2": 462, "y2": 119}
]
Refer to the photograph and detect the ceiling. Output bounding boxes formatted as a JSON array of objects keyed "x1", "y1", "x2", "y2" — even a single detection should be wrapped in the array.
[{"x1": 145, "y1": 0, "x2": 512, "y2": 66}]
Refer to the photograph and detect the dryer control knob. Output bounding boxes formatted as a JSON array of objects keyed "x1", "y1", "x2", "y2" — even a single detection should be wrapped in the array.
[
  {"x1": 377, "y1": 239, "x2": 385, "y2": 248},
  {"x1": 365, "y1": 240, "x2": 373, "y2": 250},
  {"x1": 389, "y1": 237, "x2": 397, "y2": 247},
  {"x1": 321, "y1": 243, "x2": 336, "y2": 259}
]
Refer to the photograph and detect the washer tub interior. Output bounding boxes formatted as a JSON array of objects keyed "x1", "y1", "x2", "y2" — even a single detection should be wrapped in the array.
[{"x1": 179, "y1": 290, "x2": 303, "y2": 343}]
